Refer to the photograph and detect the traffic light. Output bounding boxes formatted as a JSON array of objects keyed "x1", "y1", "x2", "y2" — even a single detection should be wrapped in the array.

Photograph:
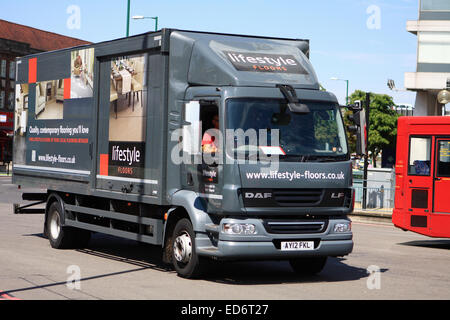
[{"x1": 347, "y1": 101, "x2": 367, "y2": 156}]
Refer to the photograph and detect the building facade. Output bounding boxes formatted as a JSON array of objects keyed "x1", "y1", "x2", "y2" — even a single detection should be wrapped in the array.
[
  {"x1": 0, "y1": 19, "x2": 90, "y2": 165},
  {"x1": 405, "y1": 0, "x2": 450, "y2": 116}
]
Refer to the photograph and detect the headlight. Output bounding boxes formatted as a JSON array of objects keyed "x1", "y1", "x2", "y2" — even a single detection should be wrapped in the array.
[
  {"x1": 334, "y1": 222, "x2": 352, "y2": 233},
  {"x1": 223, "y1": 223, "x2": 257, "y2": 235}
]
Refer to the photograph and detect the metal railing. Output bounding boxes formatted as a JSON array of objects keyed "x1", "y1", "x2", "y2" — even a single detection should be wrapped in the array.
[
  {"x1": 0, "y1": 162, "x2": 12, "y2": 176},
  {"x1": 353, "y1": 179, "x2": 395, "y2": 213}
]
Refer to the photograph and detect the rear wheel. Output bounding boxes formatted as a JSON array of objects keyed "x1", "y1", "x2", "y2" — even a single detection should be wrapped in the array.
[
  {"x1": 171, "y1": 218, "x2": 204, "y2": 279},
  {"x1": 47, "y1": 201, "x2": 91, "y2": 249},
  {"x1": 289, "y1": 257, "x2": 328, "y2": 275}
]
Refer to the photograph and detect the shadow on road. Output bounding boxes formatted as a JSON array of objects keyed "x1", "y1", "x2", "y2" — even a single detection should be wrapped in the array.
[
  {"x1": 76, "y1": 234, "x2": 172, "y2": 273},
  {"x1": 76, "y1": 234, "x2": 375, "y2": 285},
  {"x1": 20, "y1": 233, "x2": 378, "y2": 286},
  {"x1": 399, "y1": 239, "x2": 450, "y2": 250},
  {"x1": 201, "y1": 258, "x2": 379, "y2": 285},
  {"x1": 24, "y1": 233, "x2": 46, "y2": 239},
  {"x1": 3, "y1": 234, "x2": 173, "y2": 297}
]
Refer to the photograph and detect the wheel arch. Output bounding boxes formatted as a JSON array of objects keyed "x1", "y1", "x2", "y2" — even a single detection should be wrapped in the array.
[{"x1": 161, "y1": 190, "x2": 214, "y2": 263}]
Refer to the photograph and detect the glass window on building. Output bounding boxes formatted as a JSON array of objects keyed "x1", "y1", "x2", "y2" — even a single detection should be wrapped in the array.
[
  {"x1": 0, "y1": 60, "x2": 6, "y2": 78},
  {"x1": 8, "y1": 92, "x2": 14, "y2": 110},
  {"x1": 444, "y1": 103, "x2": 450, "y2": 116},
  {"x1": 421, "y1": 0, "x2": 450, "y2": 11},
  {"x1": 9, "y1": 61, "x2": 15, "y2": 80},
  {"x1": 418, "y1": 32, "x2": 450, "y2": 65},
  {"x1": 0, "y1": 91, "x2": 5, "y2": 109}
]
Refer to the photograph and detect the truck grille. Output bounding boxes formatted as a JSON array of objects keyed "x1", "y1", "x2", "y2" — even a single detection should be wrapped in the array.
[
  {"x1": 273, "y1": 189, "x2": 323, "y2": 207},
  {"x1": 263, "y1": 219, "x2": 328, "y2": 234}
]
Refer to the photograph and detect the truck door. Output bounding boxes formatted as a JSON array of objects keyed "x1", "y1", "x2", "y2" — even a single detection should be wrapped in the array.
[
  {"x1": 434, "y1": 139, "x2": 450, "y2": 213},
  {"x1": 95, "y1": 52, "x2": 154, "y2": 195},
  {"x1": 406, "y1": 136, "x2": 433, "y2": 217},
  {"x1": 181, "y1": 100, "x2": 223, "y2": 211}
]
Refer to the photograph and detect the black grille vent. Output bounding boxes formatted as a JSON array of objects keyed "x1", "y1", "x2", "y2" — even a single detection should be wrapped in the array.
[
  {"x1": 264, "y1": 219, "x2": 328, "y2": 234},
  {"x1": 273, "y1": 189, "x2": 323, "y2": 207}
]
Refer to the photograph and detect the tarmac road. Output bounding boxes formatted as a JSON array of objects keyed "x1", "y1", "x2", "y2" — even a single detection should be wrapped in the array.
[{"x1": 0, "y1": 176, "x2": 449, "y2": 300}]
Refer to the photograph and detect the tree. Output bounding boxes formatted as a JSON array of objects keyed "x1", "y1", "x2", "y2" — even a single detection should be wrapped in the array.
[{"x1": 344, "y1": 90, "x2": 399, "y2": 167}]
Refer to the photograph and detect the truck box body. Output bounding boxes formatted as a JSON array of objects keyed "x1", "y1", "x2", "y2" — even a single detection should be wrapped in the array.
[{"x1": 12, "y1": 29, "x2": 354, "y2": 277}]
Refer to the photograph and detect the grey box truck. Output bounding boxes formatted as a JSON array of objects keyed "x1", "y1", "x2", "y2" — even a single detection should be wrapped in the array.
[{"x1": 12, "y1": 29, "x2": 360, "y2": 278}]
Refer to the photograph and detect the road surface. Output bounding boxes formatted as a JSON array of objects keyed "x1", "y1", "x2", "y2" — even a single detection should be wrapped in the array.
[{"x1": 0, "y1": 176, "x2": 449, "y2": 300}]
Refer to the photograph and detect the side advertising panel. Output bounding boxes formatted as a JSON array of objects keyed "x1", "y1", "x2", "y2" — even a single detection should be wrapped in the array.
[
  {"x1": 14, "y1": 48, "x2": 95, "y2": 176},
  {"x1": 106, "y1": 53, "x2": 148, "y2": 179}
]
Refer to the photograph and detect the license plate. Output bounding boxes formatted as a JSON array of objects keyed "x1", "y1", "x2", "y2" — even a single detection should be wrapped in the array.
[{"x1": 280, "y1": 241, "x2": 315, "y2": 251}]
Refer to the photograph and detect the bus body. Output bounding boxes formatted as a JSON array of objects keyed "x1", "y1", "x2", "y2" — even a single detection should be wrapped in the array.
[{"x1": 393, "y1": 116, "x2": 450, "y2": 238}]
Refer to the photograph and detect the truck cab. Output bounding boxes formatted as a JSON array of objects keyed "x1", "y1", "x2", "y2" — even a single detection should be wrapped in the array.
[{"x1": 163, "y1": 31, "x2": 354, "y2": 277}]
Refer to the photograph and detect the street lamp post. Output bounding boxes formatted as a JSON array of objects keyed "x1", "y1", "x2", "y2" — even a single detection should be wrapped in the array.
[
  {"x1": 132, "y1": 15, "x2": 159, "y2": 32},
  {"x1": 331, "y1": 77, "x2": 349, "y2": 105},
  {"x1": 126, "y1": 0, "x2": 131, "y2": 37}
]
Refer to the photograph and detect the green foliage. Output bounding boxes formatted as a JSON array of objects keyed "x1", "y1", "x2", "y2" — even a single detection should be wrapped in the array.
[
  {"x1": 345, "y1": 90, "x2": 399, "y2": 164},
  {"x1": 314, "y1": 110, "x2": 339, "y2": 148}
]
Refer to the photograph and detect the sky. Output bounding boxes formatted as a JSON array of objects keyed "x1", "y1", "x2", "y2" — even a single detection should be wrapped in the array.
[{"x1": 1, "y1": 0, "x2": 419, "y2": 106}]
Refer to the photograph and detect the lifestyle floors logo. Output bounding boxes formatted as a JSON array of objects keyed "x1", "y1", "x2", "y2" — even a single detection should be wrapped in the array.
[
  {"x1": 108, "y1": 142, "x2": 145, "y2": 178},
  {"x1": 224, "y1": 51, "x2": 307, "y2": 74}
]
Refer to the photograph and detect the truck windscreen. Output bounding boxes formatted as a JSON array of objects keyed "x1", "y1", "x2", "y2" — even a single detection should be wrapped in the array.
[{"x1": 225, "y1": 98, "x2": 348, "y2": 162}]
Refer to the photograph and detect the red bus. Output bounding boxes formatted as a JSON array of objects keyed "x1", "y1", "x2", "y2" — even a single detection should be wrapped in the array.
[{"x1": 393, "y1": 116, "x2": 450, "y2": 238}]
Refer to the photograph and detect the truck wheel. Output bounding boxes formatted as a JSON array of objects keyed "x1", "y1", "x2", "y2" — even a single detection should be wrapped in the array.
[
  {"x1": 47, "y1": 202, "x2": 91, "y2": 249},
  {"x1": 171, "y1": 218, "x2": 203, "y2": 279},
  {"x1": 289, "y1": 257, "x2": 328, "y2": 275}
]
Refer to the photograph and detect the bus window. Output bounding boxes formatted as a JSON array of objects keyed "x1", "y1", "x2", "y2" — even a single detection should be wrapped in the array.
[
  {"x1": 437, "y1": 141, "x2": 450, "y2": 177},
  {"x1": 408, "y1": 137, "x2": 431, "y2": 176}
]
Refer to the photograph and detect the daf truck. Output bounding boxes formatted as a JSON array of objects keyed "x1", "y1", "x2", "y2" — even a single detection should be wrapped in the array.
[{"x1": 12, "y1": 29, "x2": 363, "y2": 278}]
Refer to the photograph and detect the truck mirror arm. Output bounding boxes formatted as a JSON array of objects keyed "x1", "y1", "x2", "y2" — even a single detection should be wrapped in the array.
[{"x1": 276, "y1": 84, "x2": 310, "y2": 114}]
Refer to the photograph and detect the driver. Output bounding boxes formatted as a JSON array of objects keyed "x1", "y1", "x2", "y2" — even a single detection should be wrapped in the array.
[{"x1": 202, "y1": 113, "x2": 219, "y2": 153}]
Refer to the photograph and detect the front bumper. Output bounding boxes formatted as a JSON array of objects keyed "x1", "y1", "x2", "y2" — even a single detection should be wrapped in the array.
[
  {"x1": 197, "y1": 239, "x2": 353, "y2": 261},
  {"x1": 195, "y1": 217, "x2": 353, "y2": 261}
]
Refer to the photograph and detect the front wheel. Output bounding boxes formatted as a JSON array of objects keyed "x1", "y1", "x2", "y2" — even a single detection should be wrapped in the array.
[
  {"x1": 289, "y1": 257, "x2": 328, "y2": 275},
  {"x1": 171, "y1": 218, "x2": 204, "y2": 279}
]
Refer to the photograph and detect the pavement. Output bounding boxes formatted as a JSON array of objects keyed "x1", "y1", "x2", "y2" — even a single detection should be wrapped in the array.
[{"x1": 350, "y1": 209, "x2": 393, "y2": 225}]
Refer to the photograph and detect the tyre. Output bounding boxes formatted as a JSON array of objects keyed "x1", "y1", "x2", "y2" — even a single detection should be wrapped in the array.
[
  {"x1": 47, "y1": 201, "x2": 91, "y2": 249},
  {"x1": 289, "y1": 257, "x2": 328, "y2": 275},
  {"x1": 171, "y1": 218, "x2": 204, "y2": 279}
]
